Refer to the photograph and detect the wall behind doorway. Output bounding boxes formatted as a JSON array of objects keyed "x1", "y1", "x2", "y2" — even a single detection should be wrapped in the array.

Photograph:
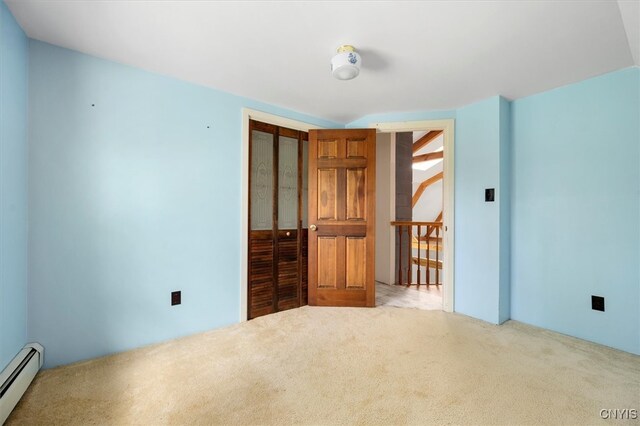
[
  {"x1": 375, "y1": 133, "x2": 394, "y2": 285},
  {"x1": 395, "y1": 132, "x2": 414, "y2": 284}
]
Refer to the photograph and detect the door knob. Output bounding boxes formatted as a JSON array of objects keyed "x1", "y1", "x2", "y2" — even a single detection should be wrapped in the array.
[{"x1": 310, "y1": 224, "x2": 317, "y2": 231}]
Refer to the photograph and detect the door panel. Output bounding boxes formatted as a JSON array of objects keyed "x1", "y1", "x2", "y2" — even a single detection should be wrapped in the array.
[
  {"x1": 250, "y1": 130, "x2": 274, "y2": 231},
  {"x1": 308, "y1": 129, "x2": 376, "y2": 307},
  {"x1": 317, "y1": 237, "x2": 338, "y2": 289},
  {"x1": 298, "y1": 136, "x2": 309, "y2": 309},
  {"x1": 249, "y1": 231, "x2": 275, "y2": 317},
  {"x1": 300, "y1": 229, "x2": 309, "y2": 305},
  {"x1": 301, "y1": 141, "x2": 309, "y2": 229},
  {"x1": 277, "y1": 230, "x2": 298, "y2": 311},
  {"x1": 346, "y1": 137, "x2": 367, "y2": 158},
  {"x1": 278, "y1": 135, "x2": 298, "y2": 230},
  {"x1": 346, "y1": 237, "x2": 366, "y2": 288},
  {"x1": 318, "y1": 139, "x2": 338, "y2": 159},
  {"x1": 317, "y1": 169, "x2": 338, "y2": 220},
  {"x1": 346, "y1": 168, "x2": 366, "y2": 220}
]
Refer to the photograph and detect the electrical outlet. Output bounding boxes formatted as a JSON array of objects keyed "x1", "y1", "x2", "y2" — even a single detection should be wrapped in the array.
[
  {"x1": 591, "y1": 295, "x2": 604, "y2": 312},
  {"x1": 485, "y1": 188, "x2": 495, "y2": 202},
  {"x1": 171, "y1": 291, "x2": 181, "y2": 306}
]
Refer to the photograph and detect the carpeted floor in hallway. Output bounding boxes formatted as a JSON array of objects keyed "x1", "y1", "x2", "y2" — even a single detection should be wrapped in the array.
[{"x1": 7, "y1": 306, "x2": 640, "y2": 425}]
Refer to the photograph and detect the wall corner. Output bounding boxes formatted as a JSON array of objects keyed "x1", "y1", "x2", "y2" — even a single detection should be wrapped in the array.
[{"x1": 498, "y1": 96, "x2": 512, "y2": 324}]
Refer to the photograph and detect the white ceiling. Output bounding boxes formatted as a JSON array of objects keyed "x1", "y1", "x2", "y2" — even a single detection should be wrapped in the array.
[
  {"x1": 6, "y1": 0, "x2": 639, "y2": 124},
  {"x1": 618, "y1": 0, "x2": 640, "y2": 65}
]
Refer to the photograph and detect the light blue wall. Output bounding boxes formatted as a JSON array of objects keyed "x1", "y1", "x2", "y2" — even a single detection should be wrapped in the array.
[
  {"x1": 511, "y1": 67, "x2": 640, "y2": 355},
  {"x1": 28, "y1": 41, "x2": 341, "y2": 368},
  {"x1": 0, "y1": 2, "x2": 29, "y2": 371},
  {"x1": 454, "y1": 96, "x2": 510, "y2": 324}
]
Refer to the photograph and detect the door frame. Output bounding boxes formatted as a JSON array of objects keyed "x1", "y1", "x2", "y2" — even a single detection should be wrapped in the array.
[
  {"x1": 240, "y1": 108, "x2": 324, "y2": 321},
  {"x1": 369, "y1": 119, "x2": 455, "y2": 313}
]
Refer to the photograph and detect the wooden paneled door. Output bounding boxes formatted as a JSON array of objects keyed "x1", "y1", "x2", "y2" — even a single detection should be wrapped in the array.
[
  {"x1": 248, "y1": 120, "x2": 309, "y2": 319},
  {"x1": 308, "y1": 129, "x2": 376, "y2": 307}
]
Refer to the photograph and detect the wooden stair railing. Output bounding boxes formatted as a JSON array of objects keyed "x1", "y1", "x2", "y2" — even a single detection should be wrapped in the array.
[
  {"x1": 412, "y1": 257, "x2": 442, "y2": 270},
  {"x1": 391, "y1": 221, "x2": 443, "y2": 288},
  {"x1": 428, "y1": 212, "x2": 443, "y2": 238}
]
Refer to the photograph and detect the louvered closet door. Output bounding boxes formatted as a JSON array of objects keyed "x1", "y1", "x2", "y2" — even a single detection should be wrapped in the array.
[
  {"x1": 276, "y1": 128, "x2": 299, "y2": 311},
  {"x1": 249, "y1": 121, "x2": 276, "y2": 318},
  {"x1": 248, "y1": 120, "x2": 308, "y2": 319}
]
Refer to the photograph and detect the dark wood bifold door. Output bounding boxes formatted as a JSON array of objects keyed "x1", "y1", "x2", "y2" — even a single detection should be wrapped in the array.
[
  {"x1": 248, "y1": 120, "x2": 309, "y2": 319},
  {"x1": 308, "y1": 129, "x2": 376, "y2": 307}
]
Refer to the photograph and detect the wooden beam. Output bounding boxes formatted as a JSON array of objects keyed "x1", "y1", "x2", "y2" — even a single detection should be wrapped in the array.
[
  {"x1": 411, "y1": 257, "x2": 443, "y2": 270},
  {"x1": 412, "y1": 240, "x2": 443, "y2": 251},
  {"x1": 428, "y1": 212, "x2": 443, "y2": 237},
  {"x1": 411, "y1": 171, "x2": 443, "y2": 207},
  {"x1": 391, "y1": 221, "x2": 442, "y2": 226},
  {"x1": 413, "y1": 151, "x2": 443, "y2": 163},
  {"x1": 412, "y1": 130, "x2": 443, "y2": 153}
]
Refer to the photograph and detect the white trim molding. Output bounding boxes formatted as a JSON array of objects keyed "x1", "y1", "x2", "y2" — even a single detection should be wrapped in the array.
[
  {"x1": 240, "y1": 108, "x2": 324, "y2": 322},
  {"x1": 388, "y1": 133, "x2": 397, "y2": 285},
  {"x1": 369, "y1": 119, "x2": 456, "y2": 313}
]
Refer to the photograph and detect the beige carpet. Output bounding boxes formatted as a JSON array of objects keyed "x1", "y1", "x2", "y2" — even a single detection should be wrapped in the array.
[{"x1": 7, "y1": 306, "x2": 639, "y2": 425}]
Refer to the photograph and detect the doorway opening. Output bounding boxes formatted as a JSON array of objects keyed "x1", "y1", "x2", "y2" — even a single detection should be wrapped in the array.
[{"x1": 372, "y1": 120, "x2": 455, "y2": 313}]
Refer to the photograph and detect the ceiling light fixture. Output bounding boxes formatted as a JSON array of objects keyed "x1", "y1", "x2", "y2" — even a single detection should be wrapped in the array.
[{"x1": 331, "y1": 45, "x2": 361, "y2": 80}]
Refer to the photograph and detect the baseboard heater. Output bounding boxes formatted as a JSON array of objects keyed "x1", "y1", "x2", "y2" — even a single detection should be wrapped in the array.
[{"x1": 0, "y1": 343, "x2": 44, "y2": 424}]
